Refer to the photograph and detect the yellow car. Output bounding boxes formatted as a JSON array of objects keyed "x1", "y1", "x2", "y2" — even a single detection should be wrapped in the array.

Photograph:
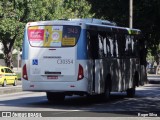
[{"x1": 0, "y1": 66, "x2": 18, "y2": 87}]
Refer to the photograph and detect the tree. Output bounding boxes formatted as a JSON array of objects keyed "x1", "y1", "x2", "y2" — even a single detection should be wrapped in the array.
[
  {"x1": 88, "y1": 0, "x2": 160, "y2": 64},
  {"x1": 87, "y1": 0, "x2": 129, "y2": 26},
  {"x1": 134, "y1": 0, "x2": 160, "y2": 63},
  {"x1": 0, "y1": 0, "x2": 24, "y2": 67},
  {"x1": 0, "y1": 0, "x2": 93, "y2": 67}
]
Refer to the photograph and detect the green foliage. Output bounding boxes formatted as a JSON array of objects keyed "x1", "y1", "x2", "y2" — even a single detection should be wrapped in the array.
[
  {"x1": 87, "y1": 0, "x2": 129, "y2": 26},
  {"x1": 62, "y1": 0, "x2": 94, "y2": 19},
  {"x1": 0, "y1": 0, "x2": 93, "y2": 67},
  {"x1": 88, "y1": 0, "x2": 160, "y2": 62},
  {"x1": 133, "y1": 0, "x2": 160, "y2": 56},
  {"x1": 0, "y1": 0, "x2": 27, "y2": 66}
]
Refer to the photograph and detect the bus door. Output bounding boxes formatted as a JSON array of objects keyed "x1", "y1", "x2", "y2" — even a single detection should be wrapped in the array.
[
  {"x1": 87, "y1": 30, "x2": 99, "y2": 94},
  {"x1": 87, "y1": 30, "x2": 106, "y2": 94},
  {"x1": 123, "y1": 35, "x2": 133, "y2": 89}
]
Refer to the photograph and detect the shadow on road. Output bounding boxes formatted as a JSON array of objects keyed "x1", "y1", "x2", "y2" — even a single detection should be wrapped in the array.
[{"x1": 0, "y1": 84, "x2": 160, "y2": 117}]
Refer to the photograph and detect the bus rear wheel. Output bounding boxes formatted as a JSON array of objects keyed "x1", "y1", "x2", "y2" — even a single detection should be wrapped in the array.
[
  {"x1": 100, "y1": 87, "x2": 110, "y2": 101},
  {"x1": 100, "y1": 76, "x2": 111, "y2": 101},
  {"x1": 127, "y1": 74, "x2": 137, "y2": 97},
  {"x1": 46, "y1": 92, "x2": 65, "y2": 102}
]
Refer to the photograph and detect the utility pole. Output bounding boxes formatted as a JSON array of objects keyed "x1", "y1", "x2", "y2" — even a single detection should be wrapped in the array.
[{"x1": 129, "y1": 0, "x2": 133, "y2": 28}]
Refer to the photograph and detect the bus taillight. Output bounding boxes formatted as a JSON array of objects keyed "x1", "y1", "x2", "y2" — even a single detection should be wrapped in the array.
[
  {"x1": 77, "y1": 64, "x2": 84, "y2": 80},
  {"x1": 23, "y1": 64, "x2": 28, "y2": 80}
]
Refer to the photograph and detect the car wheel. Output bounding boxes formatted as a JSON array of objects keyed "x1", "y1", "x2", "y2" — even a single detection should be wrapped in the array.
[
  {"x1": 13, "y1": 79, "x2": 17, "y2": 86},
  {"x1": 2, "y1": 80, "x2": 7, "y2": 87}
]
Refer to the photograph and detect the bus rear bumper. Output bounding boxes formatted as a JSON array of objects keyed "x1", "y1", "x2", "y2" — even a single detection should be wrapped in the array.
[{"x1": 22, "y1": 79, "x2": 88, "y2": 93}]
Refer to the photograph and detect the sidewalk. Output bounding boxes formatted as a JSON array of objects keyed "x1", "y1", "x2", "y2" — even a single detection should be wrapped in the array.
[
  {"x1": 147, "y1": 73, "x2": 160, "y2": 76},
  {"x1": 147, "y1": 74, "x2": 160, "y2": 84}
]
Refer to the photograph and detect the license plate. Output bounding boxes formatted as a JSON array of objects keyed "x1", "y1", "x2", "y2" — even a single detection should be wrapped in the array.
[{"x1": 47, "y1": 76, "x2": 58, "y2": 79}]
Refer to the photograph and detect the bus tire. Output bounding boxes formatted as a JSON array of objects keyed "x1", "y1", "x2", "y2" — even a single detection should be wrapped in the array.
[
  {"x1": 127, "y1": 74, "x2": 137, "y2": 97},
  {"x1": 105, "y1": 75, "x2": 112, "y2": 101},
  {"x1": 104, "y1": 87, "x2": 110, "y2": 101},
  {"x1": 101, "y1": 75, "x2": 111, "y2": 101},
  {"x1": 46, "y1": 92, "x2": 65, "y2": 102}
]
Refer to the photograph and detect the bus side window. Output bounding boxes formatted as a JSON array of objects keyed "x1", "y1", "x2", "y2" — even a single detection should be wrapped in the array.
[
  {"x1": 98, "y1": 33, "x2": 104, "y2": 58},
  {"x1": 131, "y1": 35, "x2": 134, "y2": 56},
  {"x1": 87, "y1": 30, "x2": 99, "y2": 59},
  {"x1": 130, "y1": 35, "x2": 137, "y2": 57},
  {"x1": 98, "y1": 31, "x2": 107, "y2": 58},
  {"x1": 117, "y1": 34, "x2": 124, "y2": 57},
  {"x1": 106, "y1": 34, "x2": 111, "y2": 57},
  {"x1": 125, "y1": 35, "x2": 132, "y2": 56},
  {"x1": 125, "y1": 35, "x2": 139, "y2": 57},
  {"x1": 106, "y1": 33, "x2": 114, "y2": 57},
  {"x1": 125, "y1": 35, "x2": 128, "y2": 56},
  {"x1": 134, "y1": 37, "x2": 140, "y2": 57},
  {"x1": 113, "y1": 34, "x2": 119, "y2": 57},
  {"x1": 108, "y1": 34, "x2": 118, "y2": 58},
  {"x1": 121, "y1": 34, "x2": 126, "y2": 57},
  {"x1": 103, "y1": 38, "x2": 107, "y2": 57},
  {"x1": 87, "y1": 31, "x2": 91, "y2": 59}
]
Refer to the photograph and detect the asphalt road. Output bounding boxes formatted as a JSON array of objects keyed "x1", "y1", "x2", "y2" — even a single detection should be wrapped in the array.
[{"x1": 0, "y1": 83, "x2": 160, "y2": 119}]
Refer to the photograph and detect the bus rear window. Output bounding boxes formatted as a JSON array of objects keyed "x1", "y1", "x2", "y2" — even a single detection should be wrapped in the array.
[{"x1": 27, "y1": 25, "x2": 81, "y2": 47}]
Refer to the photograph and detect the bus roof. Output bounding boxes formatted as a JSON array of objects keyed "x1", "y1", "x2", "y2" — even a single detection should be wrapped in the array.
[
  {"x1": 27, "y1": 18, "x2": 115, "y2": 26},
  {"x1": 26, "y1": 18, "x2": 141, "y2": 34}
]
